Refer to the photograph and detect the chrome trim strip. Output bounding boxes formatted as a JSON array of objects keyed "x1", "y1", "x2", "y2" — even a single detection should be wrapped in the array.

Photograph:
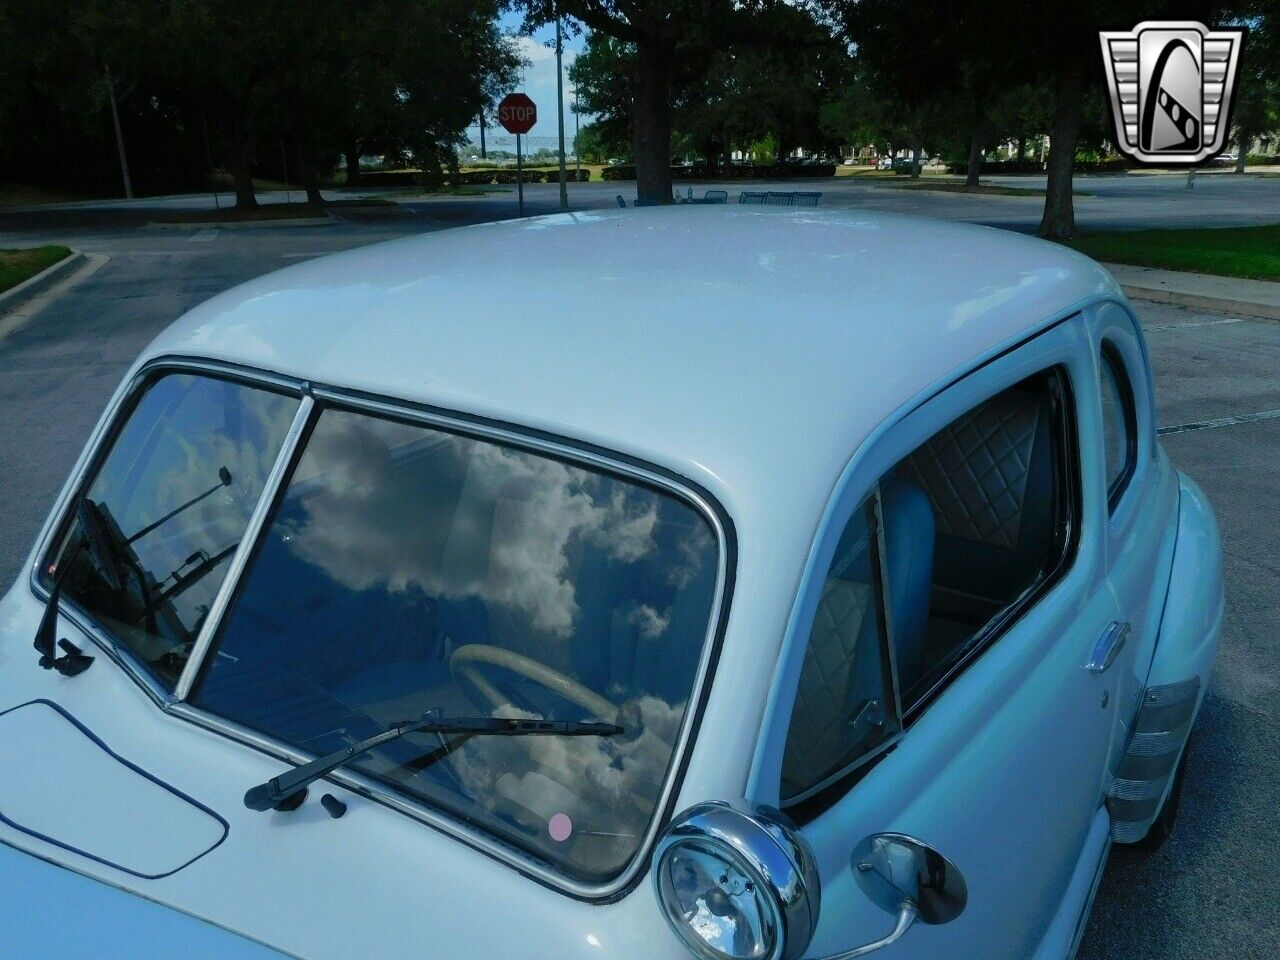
[
  {"x1": 172, "y1": 395, "x2": 315, "y2": 701},
  {"x1": 39, "y1": 357, "x2": 733, "y2": 902}
]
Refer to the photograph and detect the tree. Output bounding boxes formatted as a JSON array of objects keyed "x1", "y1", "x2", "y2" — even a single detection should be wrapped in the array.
[
  {"x1": 519, "y1": 1, "x2": 820, "y2": 202},
  {"x1": 1229, "y1": 2, "x2": 1280, "y2": 171}
]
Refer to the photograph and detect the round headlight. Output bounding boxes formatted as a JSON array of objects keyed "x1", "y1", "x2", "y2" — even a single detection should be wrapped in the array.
[{"x1": 653, "y1": 801, "x2": 820, "y2": 960}]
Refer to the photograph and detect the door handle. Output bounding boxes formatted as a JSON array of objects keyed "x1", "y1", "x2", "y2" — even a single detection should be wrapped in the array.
[{"x1": 1085, "y1": 621, "x2": 1130, "y2": 672}]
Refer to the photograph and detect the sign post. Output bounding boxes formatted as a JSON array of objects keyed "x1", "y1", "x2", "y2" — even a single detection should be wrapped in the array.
[{"x1": 498, "y1": 93, "x2": 537, "y2": 218}]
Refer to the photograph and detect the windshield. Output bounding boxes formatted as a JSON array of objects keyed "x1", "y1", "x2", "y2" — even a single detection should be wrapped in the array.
[
  {"x1": 42, "y1": 373, "x2": 301, "y2": 689},
  {"x1": 191, "y1": 407, "x2": 721, "y2": 883}
]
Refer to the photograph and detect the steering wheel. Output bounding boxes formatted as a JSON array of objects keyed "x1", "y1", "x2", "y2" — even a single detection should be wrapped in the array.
[{"x1": 448, "y1": 644, "x2": 619, "y2": 722}]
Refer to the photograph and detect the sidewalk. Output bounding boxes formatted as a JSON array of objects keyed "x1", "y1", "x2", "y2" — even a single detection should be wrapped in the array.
[{"x1": 1104, "y1": 262, "x2": 1280, "y2": 320}]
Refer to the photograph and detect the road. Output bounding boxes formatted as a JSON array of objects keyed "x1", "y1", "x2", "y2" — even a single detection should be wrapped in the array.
[
  {"x1": 4, "y1": 168, "x2": 1280, "y2": 238},
  {"x1": 1, "y1": 183, "x2": 1278, "y2": 959}
]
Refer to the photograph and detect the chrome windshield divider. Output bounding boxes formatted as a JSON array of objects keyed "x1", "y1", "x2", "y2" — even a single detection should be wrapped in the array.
[{"x1": 172, "y1": 394, "x2": 316, "y2": 702}]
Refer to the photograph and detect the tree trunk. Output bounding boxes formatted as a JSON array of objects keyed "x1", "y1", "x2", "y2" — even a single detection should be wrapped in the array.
[
  {"x1": 965, "y1": 129, "x2": 983, "y2": 187},
  {"x1": 1038, "y1": 59, "x2": 1085, "y2": 241},
  {"x1": 1236, "y1": 133, "x2": 1248, "y2": 173},
  {"x1": 1016, "y1": 135, "x2": 1027, "y2": 163},
  {"x1": 911, "y1": 141, "x2": 924, "y2": 179},
  {"x1": 344, "y1": 145, "x2": 362, "y2": 186},
  {"x1": 301, "y1": 162, "x2": 323, "y2": 205},
  {"x1": 228, "y1": 123, "x2": 257, "y2": 209},
  {"x1": 633, "y1": 40, "x2": 674, "y2": 203}
]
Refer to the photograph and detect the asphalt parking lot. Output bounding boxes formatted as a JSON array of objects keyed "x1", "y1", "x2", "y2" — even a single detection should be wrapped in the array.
[{"x1": 1, "y1": 189, "x2": 1277, "y2": 959}]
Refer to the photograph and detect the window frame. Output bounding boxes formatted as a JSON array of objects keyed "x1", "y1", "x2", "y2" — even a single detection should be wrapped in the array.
[
  {"x1": 1098, "y1": 339, "x2": 1139, "y2": 513},
  {"x1": 28, "y1": 355, "x2": 736, "y2": 902}
]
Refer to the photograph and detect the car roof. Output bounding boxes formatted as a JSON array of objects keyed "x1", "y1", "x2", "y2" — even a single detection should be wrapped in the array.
[{"x1": 141, "y1": 206, "x2": 1119, "y2": 518}]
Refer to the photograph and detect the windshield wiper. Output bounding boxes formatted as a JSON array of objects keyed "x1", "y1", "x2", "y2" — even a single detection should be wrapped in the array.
[
  {"x1": 33, "y1": 499, "x2": 119, "y2": 676},
  {"x1": 243, "y1": 709, "x2": 623, "y2": 813}
]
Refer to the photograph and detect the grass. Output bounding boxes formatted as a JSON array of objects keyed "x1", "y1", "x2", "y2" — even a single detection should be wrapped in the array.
[
  {"x1": 0, "y1": 245, "x2": 72, "y2": 293},
  {"x1": 1067, "y1": 224, "x2": 1280, "y2": 281},
  {"x1": 0, "y1": 184, "x2": 80, "y2": 208},
  {"x1": 878, "y1": 179, "x2": 1052, "y2": 197},
  {"x1": 156, "y1": 202, "x2": 331, "y2": 224}
]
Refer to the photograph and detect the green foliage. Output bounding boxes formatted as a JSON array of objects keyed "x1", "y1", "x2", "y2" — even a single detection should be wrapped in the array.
[
  {"x1": 0, "y1": 245, "x2": 71, "y2": 293},
  {"x1": 1068, "y1": 224, "x2": 1280, "y2": 281},
  {"x1": 0, "y1": 0, "x2": 521, "y2": 203}
]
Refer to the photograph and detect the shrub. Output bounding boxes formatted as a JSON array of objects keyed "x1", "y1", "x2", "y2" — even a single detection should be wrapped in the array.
[{"x1": 1246, "y1": 153, "x2": 1279, "y2": 166}]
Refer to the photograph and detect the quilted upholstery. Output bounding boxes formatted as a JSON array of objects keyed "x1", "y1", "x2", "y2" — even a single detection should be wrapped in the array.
[
  {"x1": 898, "y1": 392, "x2": 1040, "y2": 551},
  {"x1": 782, "y1": 577, "x2": 873, "y2": 799}
]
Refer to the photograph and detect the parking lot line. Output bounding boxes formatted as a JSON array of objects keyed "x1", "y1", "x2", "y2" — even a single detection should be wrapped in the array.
[{"x1": 1158, "y1": 407, "x2": 1280, "y2": 436}]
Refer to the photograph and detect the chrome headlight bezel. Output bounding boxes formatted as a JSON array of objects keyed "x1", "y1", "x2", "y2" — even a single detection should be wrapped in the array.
[{"x1": 652, "y1": 801, "x2": 821, "y2": 960}]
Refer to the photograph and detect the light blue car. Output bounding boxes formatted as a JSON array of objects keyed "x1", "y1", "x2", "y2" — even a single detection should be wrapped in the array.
[{"x1": 0, "y1": 208, "x2": 1222, "y2": 960}]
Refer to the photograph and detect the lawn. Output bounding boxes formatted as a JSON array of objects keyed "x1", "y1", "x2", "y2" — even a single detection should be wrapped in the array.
[
  {"x1": 0, "y1": 245, "x2": 71, "y2": 294},
  {"x1": 878, "y1": 179, "x2": 1050, "y2": 197},
  {"x1": 1067, "y1": 224, "x2": 1280, "y2": 281}
]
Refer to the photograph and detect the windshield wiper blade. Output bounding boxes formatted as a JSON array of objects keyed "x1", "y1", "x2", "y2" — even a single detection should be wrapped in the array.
[
  {"x1": 33, "y1": 499, "x2": 117, "y2": 675},
  {"x1": 243, "y1": 709, "x2": 623, "y2": 813}
]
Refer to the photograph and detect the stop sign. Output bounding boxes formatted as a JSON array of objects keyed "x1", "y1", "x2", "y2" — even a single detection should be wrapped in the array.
[{"x1": 498, "y1": 93, "x2": 537, "y2": 135}]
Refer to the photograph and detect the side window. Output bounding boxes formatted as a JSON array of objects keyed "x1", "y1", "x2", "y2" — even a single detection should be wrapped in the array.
[
  {"x1": 891, "y1": 370, "x2": 1075, "y2": 712},
  {"x1": 780, "y1": 497, "x2": 901, "y2": 807},
  {"x1": 1098, "y1": 343, "x2": 1137, "y2": 509},
  {"x1": 779, "y1": 369, "x2": 1078, "y2": 812}
]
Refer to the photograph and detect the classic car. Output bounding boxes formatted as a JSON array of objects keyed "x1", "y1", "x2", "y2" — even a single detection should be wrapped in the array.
[{"x1": 0, "y1": 207, "x2": 1222, "y2": 960}]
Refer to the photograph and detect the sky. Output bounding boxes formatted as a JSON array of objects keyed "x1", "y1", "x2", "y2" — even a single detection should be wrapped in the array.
[{"x1": 460, "y1": 14, "x2": 587, "y2": 155}]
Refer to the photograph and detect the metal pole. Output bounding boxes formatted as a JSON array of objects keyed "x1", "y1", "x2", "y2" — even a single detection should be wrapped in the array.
[
  {"x1": 479, "y1": 112, "x2": 487, "y2": 160},
  {"x1": 516, "y1": 132, "x2": 525, "y2": 216},
  {"x1": 201, "y1": 113, "x2": 220, "y2": 211},
  {"x1": 280, "y1": 140, "x2": 292, "y2": 205},
  {"x1": 104, "y1": 64, "x2": 133, "y2": 199},
  {"x1": 574, "y1": 88, "x2": 581, "y2": 182},
  {"x1": 555, "y1": 15, "x2": 568, "y2": 209}
]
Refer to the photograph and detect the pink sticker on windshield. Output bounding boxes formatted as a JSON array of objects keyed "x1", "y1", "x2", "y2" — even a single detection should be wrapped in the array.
[{"x1": 548, "y1": 813, "x2": 573, "y2": 842}]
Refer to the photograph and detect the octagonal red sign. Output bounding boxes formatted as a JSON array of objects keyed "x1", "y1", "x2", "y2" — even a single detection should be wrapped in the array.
[{"x1": 497, "y1": 93, "x2": 537, "y2": 135}]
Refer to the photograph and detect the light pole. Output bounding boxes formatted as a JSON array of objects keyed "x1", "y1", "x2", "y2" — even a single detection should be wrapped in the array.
[
  {"x1": 104, "y1": 65, "x2": 133, "y2": 200},
  {"x1": 555, "y1": 13, "x2": 568, "y2": 210}
]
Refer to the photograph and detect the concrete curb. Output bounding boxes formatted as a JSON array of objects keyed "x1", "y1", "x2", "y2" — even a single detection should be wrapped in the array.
[
  {"x1": 146, "y1": 213, "x2": 333, "y2": 230},
  {"x1": 1104, "y1": 263, "x2": 1280, "y2": 321},
  {"x1": 0, "y1": 249, "x2": 85, "y2": 313}
]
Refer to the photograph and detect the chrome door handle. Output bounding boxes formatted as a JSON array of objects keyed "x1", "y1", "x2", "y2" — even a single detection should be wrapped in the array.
[{"x1": 1085, "y1": 621, "x2": 1130, "y2": 672}]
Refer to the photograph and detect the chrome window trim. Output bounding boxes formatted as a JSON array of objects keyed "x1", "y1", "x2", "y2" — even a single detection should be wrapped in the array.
[
  {"x1": 171, "y1": 395, "x2": 315, "y2": 700},
  {"x1": 31, "y1": 354, "x2": 734, "y2": 903}
]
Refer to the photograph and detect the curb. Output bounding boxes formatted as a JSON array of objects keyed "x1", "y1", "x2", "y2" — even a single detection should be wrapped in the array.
[
  {"x1": 1107, "y1": 267, "x2": 1280, "y2": 321},
  {"x1": 146, "y1": 213, "x2": 333, "y2": 230},
  {"x1": 0, "y1": 250, "x2": 86, "y2": 314}
]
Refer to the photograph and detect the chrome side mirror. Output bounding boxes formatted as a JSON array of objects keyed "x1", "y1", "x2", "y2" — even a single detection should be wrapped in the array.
[
  {"x1": 823, "y1": 833, "x2": 968, "y2": 960},
  {"x1": 652, "y1": 801, "x2": 821, "y2": 960}
]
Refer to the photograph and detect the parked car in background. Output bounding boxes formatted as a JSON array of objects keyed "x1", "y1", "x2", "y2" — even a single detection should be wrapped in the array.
[
  {"x1": 1212, "y1": 153, "x2": 1237, "y2": 165},
  {"x1": 0, "y1": 208, "x2": 1222, "y2": 960}
]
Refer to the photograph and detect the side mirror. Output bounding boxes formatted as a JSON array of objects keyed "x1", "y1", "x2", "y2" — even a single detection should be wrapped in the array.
[{"x1": 832, "y1": 832, "x2": 968, "y2": 959}]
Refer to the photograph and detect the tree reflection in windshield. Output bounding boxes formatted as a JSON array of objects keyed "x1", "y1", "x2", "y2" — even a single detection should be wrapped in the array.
[{"x1": 195, "y1": 408, "x2": 720, "y2": 882}]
